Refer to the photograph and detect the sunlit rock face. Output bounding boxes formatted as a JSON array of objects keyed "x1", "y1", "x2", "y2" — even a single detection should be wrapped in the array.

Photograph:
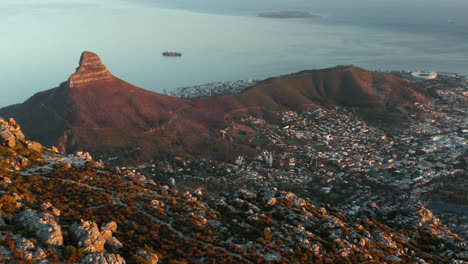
[
  {"x1": 68, "y1": 51, "x2": 112, "y2": 87},
  {"x1": 0, "y1": 117, "x2": 25, "y2": 148}
]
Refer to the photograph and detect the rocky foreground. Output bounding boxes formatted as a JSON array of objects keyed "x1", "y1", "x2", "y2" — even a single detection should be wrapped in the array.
[{"x1": 1, "y1": 118, "x2": 467, "y2": 263}]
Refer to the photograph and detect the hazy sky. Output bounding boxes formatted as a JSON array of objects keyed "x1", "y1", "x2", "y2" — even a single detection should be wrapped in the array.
[
  {"x1": 4, "y1": 0, "x2": 468, "y2": 20},
  {"x1": 1, "y1": 0, "x2": 467, "y2": 107}
]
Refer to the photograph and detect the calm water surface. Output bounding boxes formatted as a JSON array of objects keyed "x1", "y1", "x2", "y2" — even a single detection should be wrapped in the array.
[{"x1": 0, "y1": 0, "x2": 467, "y2": 107}]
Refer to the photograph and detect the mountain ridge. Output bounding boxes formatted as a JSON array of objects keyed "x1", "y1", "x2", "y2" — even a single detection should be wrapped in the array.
[{"x1": 0, "y1": 52, "x2": 429, "y2": 162}]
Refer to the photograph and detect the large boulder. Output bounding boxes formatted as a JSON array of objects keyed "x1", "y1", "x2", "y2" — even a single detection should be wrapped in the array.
[
  {"x1": 0, "y1": 126, "x2": 16, "y2": 148},
  {"x1": 12, "y1": 209, "x2": 63, "y2": 246},
  {"x1": 372, "y1": 231, "x2": 397, "y2": 249},
  {"x1": 0, "y1": 128, "x2": 16, "y2": 147},
  {"x1": 80, "y1": 253, "x2": 126, "y2": 264},
  {"x1": 0, "y1": 118, "x2": 25, "y2": 148},
  {"x1": 6, "y1": 118, "x2": 25, "y2": 140},
  {"x1": 135, "y1": 250, "x2": 159, "y2": 264},
  {"x1": 40, "y1": 201, "x2": 61, "y2": 217},
  {"x1": 12, "y1": 234, "x2": 47, "y2": 260},
  {"x1": 69, "y1": 220, "x2": 106, "y2": 252},
  {"x1": 26, "y1": 140, "x2": 44, "y2": 152},
  {"x1": 0, "y1": 212, "x2": 5, "y2": 226},
  {"x1": 105, "y1": 237, "x2": 123, "y2": 253},
  {"x1": 100, "y1": 221, "x2": 117, "y2": 239},
  {"x1": 0, "y1": 234, "x2": 47, "y2": 262}
]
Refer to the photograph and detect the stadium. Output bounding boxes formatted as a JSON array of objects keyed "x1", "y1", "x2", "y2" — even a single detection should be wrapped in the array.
[{"x1": 411, "y1": 71, "x2": 438, "y2": 80}]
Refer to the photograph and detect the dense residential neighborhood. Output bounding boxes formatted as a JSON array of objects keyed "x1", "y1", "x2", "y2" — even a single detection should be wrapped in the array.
[{"x1": 123, "y1": 71, "x2": 468, "y2": 241}]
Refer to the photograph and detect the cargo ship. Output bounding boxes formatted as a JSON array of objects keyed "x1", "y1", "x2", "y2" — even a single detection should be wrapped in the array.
[{"x1": 162, "y1": 51, "x2": 182, "y2": 56}]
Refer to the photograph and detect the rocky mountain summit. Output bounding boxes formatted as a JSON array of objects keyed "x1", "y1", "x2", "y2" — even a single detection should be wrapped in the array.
[
  {"x1": 0, "y1": 120, "x2": 466, "y2": 263},
  {"x1": 68, "y1": 51, "x2": 112, "y2": 88}
]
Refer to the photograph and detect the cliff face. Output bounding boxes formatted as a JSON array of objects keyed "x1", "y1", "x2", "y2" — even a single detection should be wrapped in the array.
[{"x1": 68, "y1": 51, "x2": 112, "y2": 87}]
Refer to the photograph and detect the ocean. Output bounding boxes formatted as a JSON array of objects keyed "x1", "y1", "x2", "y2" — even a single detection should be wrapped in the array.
[{"x1": 0, "y1": 0, "x2": 467, "y2": 107}]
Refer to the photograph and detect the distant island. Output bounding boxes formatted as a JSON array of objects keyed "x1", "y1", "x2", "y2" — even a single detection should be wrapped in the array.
[{"x1": 258, "y1": 11, "x2": 321, "y2": 19}]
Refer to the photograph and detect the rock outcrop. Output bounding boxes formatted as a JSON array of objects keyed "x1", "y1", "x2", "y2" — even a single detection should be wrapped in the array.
[
  {"x1": 80, "y1": 252, "x2": 126, "y2": 264},
  {"x1": 26, "y1": 140, "x2": 44, "y2": 152},
  {"x1": 0, "y1": 234, "x2": 48, "y2": 262},
  {"x1": 68, "y1": 51, "x2": 112, "y2": 87},
  {"x1": 69, "y1": 220, "x2": 106, "y2": 252},
  {"x1": 373, "y1": 231, "x2": 398, "y2": 249},
  {"x1": 0, "y1": 126, "x2": 16, "y2": 148},
  {"x1": 11, "y1": 234, "x2": 47, "y2": 260},
  {"x1": 0, "y1": 213, "x2": 5, "y2": 226},
  {"x1": 100, "y1": 221, "x2": 117, "y2": 240},
  {"x1": 6, "y1": 208, "x2": 126, "y2": 262},
  {"x1": 12, "y1": 209, "x2": 64, "y2": 246},
  {"x1": 135, "y1": 250, "x2": 159, "y2": 264},
  {"x1": 105, "y1": 237, "x2": 123, "y2": 253},
  {"x1": 0, "y1": 117, "x2": 44, "y2": 171},
  {"x1": 69, "y1": 220, "x2": 122, "y2": 254},
  {"x1": 40, "y1": 201, "x2": 61, "y2": 217},
  {"x1": 0, "y1": 118, "x2": 25, "y2": 148}
]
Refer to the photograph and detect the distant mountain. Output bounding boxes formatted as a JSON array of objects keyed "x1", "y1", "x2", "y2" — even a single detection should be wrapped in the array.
[{"x1": 0, "y1": 52, "x2": 428, "y2": 162}]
